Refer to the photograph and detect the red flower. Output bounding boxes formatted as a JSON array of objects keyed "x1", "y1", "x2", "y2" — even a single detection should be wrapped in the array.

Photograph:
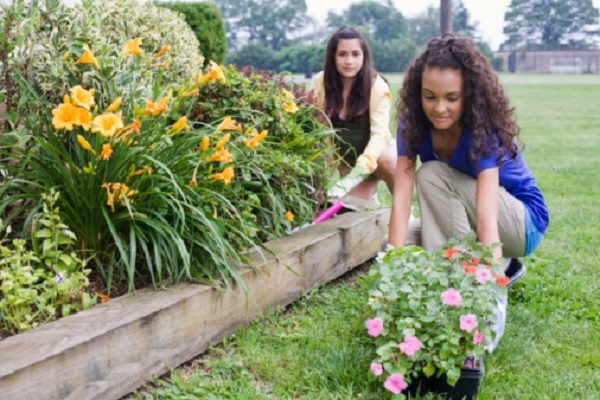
[
  {"x1": 470, "y1": 258, "x2": 480, "y2": 265},
  {"x1": 445, "y1": 248, "x2": 461, "y2": 259},
  {"x1": 494, "y1": 274, "x2": 510, "y2": 287},
  {"x1": 462, "y1": 262, "x2": 477, "y2": 275}
]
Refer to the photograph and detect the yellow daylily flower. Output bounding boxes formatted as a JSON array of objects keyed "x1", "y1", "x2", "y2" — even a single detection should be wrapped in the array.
[
  {"x1": 200, "y1": 136, "x2": 210, "y2": 152},
  {"x1": 69, "y1": 86, "x2": 95, "y2": 110},
  {"x1": 152, "y1": 45, "x2": 170, "y2": 59},
  {"x1": 285, "y1": 211, "x2": 294, "y2": 222},
  {"x1": 283, "y1": 101, "x2": 299, "y2": 114},
  {"x1": 128, "y1": 166, "x2": 152, "y2": 177},
  {"x1": 52, "y1": 102, "x2": 79, "y2": 131},
  {"x1": 76, "y1": 135, "x2": 95, "y2": 153},
  {"x1": 217, "y1": 116, "x2": 242, "y2": 131},
  {"x1": 209, "y1": 149, "x2": 233, "y2": 163},
  {"x1": 121, "y1": 37, "x2": 142, "y2": 56},
  {"x1": 215, "y1": 133, "x2": 231, "y2": 150},
  {"x1": 100, "y1": 143, "x2": 113, "y2": 160},
  {"x1": 281, "y1": 88, "x2": 295, "y2": 101},
  {"x1": 170, "y1": 116, "x2": 190, "y2": 134},
  {"x1": 91, "y1": 113, "x2": 124, "y2": 137},
  {"x1": 75, "y1": 108, "x2": 92, "y2": 130},
  {"x1": 76, "y1": 43, "x2": 98, "y2": 67},
  {"x1": 106, "y1": 97, "x2": 122, "y2": 113},
  {"x1": 210, "y1": 166, "x2": 234, "y2": 185}
]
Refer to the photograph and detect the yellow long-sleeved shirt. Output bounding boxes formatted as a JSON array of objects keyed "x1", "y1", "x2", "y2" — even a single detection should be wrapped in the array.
[{"x1": 311, "y1": 71, "x2": 395, "y2": 174}]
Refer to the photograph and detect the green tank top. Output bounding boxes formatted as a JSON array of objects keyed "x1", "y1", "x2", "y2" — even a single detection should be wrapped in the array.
[{"x1": 333, "y1": 112, "x2": 370, "y2": 166}]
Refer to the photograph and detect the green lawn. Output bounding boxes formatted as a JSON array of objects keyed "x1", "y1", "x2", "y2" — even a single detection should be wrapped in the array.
[{"x1": 130, "y1": 78, "x2": 600, "y2": 399}]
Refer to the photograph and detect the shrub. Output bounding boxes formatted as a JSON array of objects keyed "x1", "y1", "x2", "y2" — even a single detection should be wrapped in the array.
[
  {"x1": 0, "y1": 0, "x2": 204, "y2": 130},
  {"x1": 159, "y1": 1, "x2": 227, "y2": 65},
  {"x1": 0, "y1": 190, "x2": 92, "y2": 335}
]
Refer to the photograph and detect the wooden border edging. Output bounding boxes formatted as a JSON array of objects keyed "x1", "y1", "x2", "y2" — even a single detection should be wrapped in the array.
[{"x1": 0, "y1": 205, "x2": 390, "y2": 400}]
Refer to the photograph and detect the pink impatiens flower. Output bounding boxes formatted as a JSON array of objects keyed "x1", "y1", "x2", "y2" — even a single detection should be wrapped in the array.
[
  {"x1": 441, "y1": 288, "x2": 462, "y2": 306},
  {"x1": 398, "y1": 335, "x2": 422, "y2": 357},
  {"x1": 384, "y1": 373, "x2": 407, "y2": 394},
  {"x1": 475, "y1": 268, "x2": 493, "y2": 284},
  {"x1": 460, "y1": 314, "x2": 479, "y2": 333},
  {"x1": 370, "y1": 362, "x2": 383, "y2": 376},
  {"x1": 365, "y1": 317, "x2": 384, "y2": 337},
  {"x1": 473, "y1": 331, "x2": 484, "y2": 344}
]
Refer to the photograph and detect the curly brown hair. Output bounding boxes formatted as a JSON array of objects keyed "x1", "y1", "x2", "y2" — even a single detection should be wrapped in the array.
[{"x1": 397, "y1": 33, "x2": 519, "y2": 166}]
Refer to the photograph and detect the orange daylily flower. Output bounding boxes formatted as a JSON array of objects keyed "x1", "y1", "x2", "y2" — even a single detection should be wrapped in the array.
[
  {"x1": 152, "y1": 45, "x2": 170, "y2": 59},
  {"x1": 285, "y1": 211, "x2": 294, "y2": 222},
  {"x1": 170, "y1": 116, "x2": 190, "y2": 134},
  {"x1": 198, "y1": 61, "x2": 226, "y2": 84},
  {"x1": 100, "y1": 143, "x2": 113, "y2": 160},
  {"x1": 200, "y1": 136, "x2": 210, "y2": 152},
  {"x1": 91, "y1": 113, "x2": 124, "y2": 137},
  {"x1": 182, "y1": 88, "x2": 199, "y2": 97},
  {"x1": 210, "y1": 166, "x2": 234, "y2": 185},
  {"x1": 96, "y1": 291, "x2": 111, "y2": 303},
  {"x1": 142, "y1": 95, "x2": 170, "y2": 117},
  {"x1": 209, "y1": 149, "x2": 233, "y2": 163},
  {"x1": 76, "y1": 43, "x2": 98, "y2": 67},
  {"x1": 121, "y1": 37, "x2": 142, "y2": 56},
  {"x1": 215, "y1": 133, "x2": 231, "y2": 150},
  {"x1": 217, "y1": 116, "x2": 242, "y2": 131},
  {"x1": 69, "y1": 86, "x2": 95, "y2": 110},
  {"x1": 121, "y1": 119, "x2": 141, "y2": 137},
  {"x1": 242, "y1": 129, "x2": 268, "y2": 150}
]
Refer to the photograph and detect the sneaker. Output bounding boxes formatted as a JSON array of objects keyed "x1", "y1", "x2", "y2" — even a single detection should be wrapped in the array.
[{"x1": 504, "y1": 258, "x2": 526, "y2": 287}]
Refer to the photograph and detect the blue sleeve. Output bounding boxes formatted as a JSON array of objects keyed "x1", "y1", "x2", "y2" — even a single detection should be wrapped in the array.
[{"x1": 396, "y1": 119, "x2": 407, "y2": 156}]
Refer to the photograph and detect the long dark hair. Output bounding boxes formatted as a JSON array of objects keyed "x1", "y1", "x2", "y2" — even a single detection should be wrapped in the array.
[
  {"x1": 323, "y1": 26, "x2": 375, "y2": 123},
  {"x1": 398, "y1": 33, "x2": 519, "y2": 165}
]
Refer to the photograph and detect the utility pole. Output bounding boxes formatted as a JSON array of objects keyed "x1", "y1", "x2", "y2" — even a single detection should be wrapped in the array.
[{"x1": 440, "y1": 0, "x2": 452, "y2": 34}]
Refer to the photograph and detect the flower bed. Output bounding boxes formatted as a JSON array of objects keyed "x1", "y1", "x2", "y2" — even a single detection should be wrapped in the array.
[{"x1": 0, "y1": 201, "x2": 390, "y2": 400}]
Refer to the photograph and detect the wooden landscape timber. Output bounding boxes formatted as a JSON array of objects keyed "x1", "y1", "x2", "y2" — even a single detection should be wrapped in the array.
[{"x1": 0, "y1": 199, "x2": 390, "y2": 400}]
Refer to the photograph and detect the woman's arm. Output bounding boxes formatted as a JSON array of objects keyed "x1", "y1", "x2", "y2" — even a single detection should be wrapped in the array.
[
  {"x1": 389, "y1": 156, "x2": 416, "y2": 247},
  {"x1": 476, "y1": 167, "x2": 501, "y2": 259},
  {"x1": 355, "y1": 76, "x2": 393, "y2": 174}
]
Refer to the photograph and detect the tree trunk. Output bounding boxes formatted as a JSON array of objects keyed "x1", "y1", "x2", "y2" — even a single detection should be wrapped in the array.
[{"x1": 440, "y1": 0, "x2": 453, "y2": 34}]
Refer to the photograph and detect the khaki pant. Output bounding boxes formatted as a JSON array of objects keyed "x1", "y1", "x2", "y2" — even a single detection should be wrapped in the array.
[{"x1": 407, "y1": 161, "x2": 526, "y2": 258}]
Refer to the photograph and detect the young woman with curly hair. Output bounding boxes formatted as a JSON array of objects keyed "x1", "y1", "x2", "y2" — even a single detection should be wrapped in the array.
[
  {"x1": 312, "y1": 26, "x2": 396, "y2": 201},
  {"x1": 389, "y1": 33, "x2": 549, "y2": 286}
]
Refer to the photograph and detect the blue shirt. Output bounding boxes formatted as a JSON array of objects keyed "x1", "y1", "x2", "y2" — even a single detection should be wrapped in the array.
[{"x1": 396, "y1": 125, "x2": 549, "y2": 234}]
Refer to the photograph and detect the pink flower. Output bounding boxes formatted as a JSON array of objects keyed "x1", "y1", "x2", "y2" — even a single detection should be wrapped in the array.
[
  {"x1": 460, "y1": 314, "x2": 479, "y2": 333},
  {"x1": 370, "y1": 362, "x2": 383, "y2": 376},
  {"x1": 384, "y1": 373, "x2": 407, "y2": 394},
  {"x1": 398, "y1": 335, "x2": 422, "y2": 356},
  {"x1": 365, "y1": 317, "x2": 384, "y2": 337},
  {"x1": 475, "y1": 268, "x2": 493, "y2": 284},
  {"x1": 441, "y1": 288, "x2": 462, "y2": 306},
  {"x1": 473, "y1": 331, "x2": 484, "y2": 344}
]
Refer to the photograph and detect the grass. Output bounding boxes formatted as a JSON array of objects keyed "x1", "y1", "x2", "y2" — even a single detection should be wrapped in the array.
[{"x1": 129, "y1": 76, "x2": 600, "y2": 399}]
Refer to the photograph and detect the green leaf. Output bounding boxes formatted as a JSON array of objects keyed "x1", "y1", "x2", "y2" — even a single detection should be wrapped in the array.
[{"x1": 423, "y1": 363, "x2": 436, "y2": 377}]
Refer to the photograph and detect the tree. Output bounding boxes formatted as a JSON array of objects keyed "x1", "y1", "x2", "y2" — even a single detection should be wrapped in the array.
[
  {"x1": 502, "y1": 0, "x2": 600, "y2": 50},
  {"x1": 216, "y1": 0, "x2": 312, "y2": 51},
  {"x1": 326, "y1": 1, "x2": 408, "y2": 42}
]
